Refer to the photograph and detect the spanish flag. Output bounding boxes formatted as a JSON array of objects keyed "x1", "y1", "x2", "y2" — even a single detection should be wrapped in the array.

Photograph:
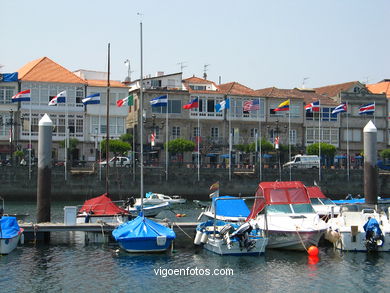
[{"x1": 274, "y1": 99, "x2": 290, "y2": 111}]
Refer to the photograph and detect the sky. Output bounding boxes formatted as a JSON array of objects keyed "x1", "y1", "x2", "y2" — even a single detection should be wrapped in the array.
[{"x1": 1, "y1": 0, "x2": 389, "y2": 90}]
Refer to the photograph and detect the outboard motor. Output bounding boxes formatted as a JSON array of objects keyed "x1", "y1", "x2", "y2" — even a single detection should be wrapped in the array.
[
  {"x1": 363, "y1": 217, "x2": 384, "y2": 252},
  {"x1": 123, "y1": 197, "x2": 136, "y2": 208},
  {"x1": 230, "y1": 222, "x2": 256, "y2": 252}
]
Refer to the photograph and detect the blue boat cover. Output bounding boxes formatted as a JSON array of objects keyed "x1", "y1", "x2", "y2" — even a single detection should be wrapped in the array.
[
  {"x1": 0, "y1": 217, "x2": 20, "y2": 239},
  {"x1": 363, "y1": 218, "x2": 383, "y2": 236},
  {"x1": 212, "y1": 196, "x2": 250, "y2": 218},
  {"x1": 112, "y1": 215, "x2": 176, "y2": 241}
]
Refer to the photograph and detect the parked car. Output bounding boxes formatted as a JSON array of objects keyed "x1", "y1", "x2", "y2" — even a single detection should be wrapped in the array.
[
  {"x1": 282, "y1": 155, "x2": 319, "y2": 169},
  {"x1": 99, "y1": 156, "x2": 131, "y2": 167}
]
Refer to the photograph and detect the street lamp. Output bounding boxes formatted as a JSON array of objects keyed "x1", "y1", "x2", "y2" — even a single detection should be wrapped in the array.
[
  {"x1": 267, "y1": 119, "x2": 283, "y2": 181},
  {"x1": 0, "y1": 110, "x2": 24, "y2": 164}
]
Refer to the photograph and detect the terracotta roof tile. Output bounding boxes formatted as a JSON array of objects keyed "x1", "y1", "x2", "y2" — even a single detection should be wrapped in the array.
[
  {"x1": 86, "y1": 79, "x2": 128, "y2": 88},
  {"x1": 314, "y1": 81, "x2": 358, "y2": 97},
  {"x1": 18, "y1": 57, "x2": 86, "y2": 84},
  {"x1": 367, "y1": 80, "x2": 390, "y2": 98},
  {"x1": 254, "y1": 87, "x2": 337, "y2": 106},
  {"x1": 218, "y1": 82, "x2": 256, "y2": 96}
]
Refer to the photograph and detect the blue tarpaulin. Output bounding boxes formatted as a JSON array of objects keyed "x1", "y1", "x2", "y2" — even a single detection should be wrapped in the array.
[
  {"x1": 220, "y1": 154, "x2": 235, "y2": 159},
  {"x1": 262, "y1": 154, "x2": 272, "y2": 158},
  {"x1": 112, "y1": 215, "x2": 176, "y2": 241},
  {"x1": 212, "y1": 196, "x2": 250, "y2": 218},
  {"x1": 335, "y1": 155, "x2": 347, "y2": 159},
  {"x1": 0, "y1": 72, "x2": 18, "y2": 82},
  {"x1": 0, "y1": 217, "x2": 20, "y2": 239},
  {"x1": 206, "y1": 153, "x2": 218, "y2": 157}
]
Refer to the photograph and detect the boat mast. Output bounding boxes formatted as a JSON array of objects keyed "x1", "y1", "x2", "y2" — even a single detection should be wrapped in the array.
[
  {"x1": 139, "y1": 17, "x2": 144, "y2": 211},
  {"x1": 106, "y1": 43, "x2": 110, "y2": 195}
]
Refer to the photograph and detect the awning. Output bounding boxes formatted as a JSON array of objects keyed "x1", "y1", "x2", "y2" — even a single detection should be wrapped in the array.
[
  {"x1": 355, "y1": 156, "x2": 363, "y2": 159},
  {"x1": 206, "y1": 153, "x2": 219, "y2": 157},
  {"x1": 220, "y1": 154, "x2": 235, "y2": 159},
  {"x1": 262, "y1": 154, "x2": 273, "y2": 158},
  {"x1": 335, "y1": 155, "x2": 347, "y2": 159}
]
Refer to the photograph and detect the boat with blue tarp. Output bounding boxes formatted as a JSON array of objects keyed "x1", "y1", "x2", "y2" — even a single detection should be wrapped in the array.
[{"x1": 0, "y1": 216, "x2": 24, "y2": 254}]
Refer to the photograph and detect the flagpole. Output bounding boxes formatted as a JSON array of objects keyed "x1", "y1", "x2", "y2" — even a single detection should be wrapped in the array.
[
  {"x1": 165, "y1": 94, "x2": 169, "y2": 182},
  {"x1": 105, "y1": 43, "x2": 111, "y2": 195},
  {"x1": 346, "y1": 101, "x2": 350, "y2": 181},
  {"x1": 139, "y1": 19, "x2": 144, "y2": 208},
  {"x1": 29, "y1": 98, "x2": 32, "y2": 181},
  {"x1": 318, "y1": 99, "x2": 321, "y2": 182},
  {"x1": 258, "y1": 98, "x2": 262, "y2": 182},
  {"x1": 98, "y1": 97, "x2": 102, "y2": 181},
  {"x1": 197, "y1": 99, "x2": 200, "y2": 182},
  {"x1": 374, "y1": 101, "x2": 376, "y2": 125},
  {"x1": 288, "y1": 99, "x2": 291, "y2": 181},
  {"x1": 65, "y1": 95, "x2": 68, "y2": 181},
  {"x1": 228, "y1": 99, "x2": 232, "y2": 182}
]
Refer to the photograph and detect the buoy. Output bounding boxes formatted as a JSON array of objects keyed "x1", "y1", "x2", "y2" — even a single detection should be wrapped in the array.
[
  {"x1": 308, "y1": 255, "x2": 319, "y2": 265},
  {"x1": 307, "y1": 245, "x2": 319, "y2": 256}
]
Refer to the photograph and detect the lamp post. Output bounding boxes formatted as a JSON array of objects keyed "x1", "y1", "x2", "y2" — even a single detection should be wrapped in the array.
[
  {"x1": 146, "y1": 114, "x2": 165, "y2": 166},
  {"x1": 0, "y1": 110, "x2": 24, "y2": 165},
  {"x1": 267, "y1": 119, "x2": 282, "y2": 181}
]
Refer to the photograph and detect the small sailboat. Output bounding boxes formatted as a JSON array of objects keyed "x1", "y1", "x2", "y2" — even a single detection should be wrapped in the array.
[
  {"x1": 111, "y1": 20, "x2": 175, "y2": 252},
  {"x1": 0, "y1": 216, "x2": 24, "y2": 254}
]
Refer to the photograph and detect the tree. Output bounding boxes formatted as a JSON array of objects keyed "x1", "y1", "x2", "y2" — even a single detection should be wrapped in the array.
[
  {"x1": 13, "y1": 150, "x2": 24, "y2": 164},
  {"x1": 380, "y1": 149, "x2": 390, "y2": 160},
  {"x1": 59, "y1": 138, "x2": 80, "y2": 162},
  {"x1": 119, "y1": 133, "x2": 133, "y2": 149},
  {"x1": 307, "y1": 142, "x2": 336, "y2": 167},
  {"x1": 100, "y1": 139, "x2": 131, "y2": 158},
  {"x1": 165, "y1": 138, "x2": 195, "y2": 162}
]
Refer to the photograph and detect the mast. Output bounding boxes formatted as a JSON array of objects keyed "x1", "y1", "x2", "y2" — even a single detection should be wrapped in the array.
[
  {"x1": 105, "y1": 43, "x2": 110, "y2": 194},
  {"x1": 139, "y1": 18, "x2": 144, "y2": 211}
]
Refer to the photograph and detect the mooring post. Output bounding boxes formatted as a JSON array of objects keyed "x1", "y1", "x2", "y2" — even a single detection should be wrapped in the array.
[
  {"x1": 363, "y1": 120, "x2": 377, "y2": 205},
  {"x1": 37, "y1": 114, "x2": 52, "y2": 234}
]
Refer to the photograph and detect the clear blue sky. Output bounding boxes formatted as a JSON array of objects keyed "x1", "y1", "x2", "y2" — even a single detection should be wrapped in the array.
[{"x1": 1, "y1": 0, "x2": 389, "y2": 89}]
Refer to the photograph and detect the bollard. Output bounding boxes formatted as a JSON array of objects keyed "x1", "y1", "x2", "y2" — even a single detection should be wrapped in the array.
[
  {"x1": 37, "y1": 114, "x2": 52, "y2": 235},
  {"x1": 363, "y1": 120, "x2": 377, "y2": 205}
]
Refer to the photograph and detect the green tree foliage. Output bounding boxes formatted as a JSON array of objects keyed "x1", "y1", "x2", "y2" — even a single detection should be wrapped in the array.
[
  {"x1": 380, "y1": 149, "x2": 390, "y2": 160},
  {"x1": 306, "y1": 143, "x2": 336, "y2": 157},
  {"x1": 247, "y1": 139, "x2": 274, "y2": 152},
  {"x1": 119, "y1": 133, "x2": 133, "y2": 149},
  {"x1": 165, "y1": 138, "x2": 195, "y2": 154},
  {"x1": 59, "y1": 138, "x2": 80, "y2": 161},
  {"x1": 100, "y1": 139, "x2": 131, "y2": 157},
  {"x1": 13, "y1": 150, "x2": 25, "y2": 163}
]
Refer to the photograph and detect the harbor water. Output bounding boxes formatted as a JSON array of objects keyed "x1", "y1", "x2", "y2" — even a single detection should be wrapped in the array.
[{"x1": 1, "y1": 201, "x2": 390, "y2": 292}]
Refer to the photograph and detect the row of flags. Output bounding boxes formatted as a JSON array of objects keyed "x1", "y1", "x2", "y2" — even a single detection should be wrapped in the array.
[{"x1": 11, "y1": 89, "x2": 377, "y2": 115}]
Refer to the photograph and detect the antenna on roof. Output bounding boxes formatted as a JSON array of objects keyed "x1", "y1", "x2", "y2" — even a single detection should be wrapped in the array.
[
  {"x1": 124, "y1": 59, "x2": 133, "y2": 83},
  {"x1": 177, "y1": 61, "x2": 187, "y2": 73},
  {"x1": 203, "y1": 64, "x2": 210, "y2": 80},
  {"x1": 302, "y1": 77, "x2": 310, "y2": 89}
]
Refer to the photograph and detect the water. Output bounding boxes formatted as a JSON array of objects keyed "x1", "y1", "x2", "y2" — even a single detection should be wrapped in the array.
[{"x1": 1, "y1": 201, "x2": 390, "y2": 292}]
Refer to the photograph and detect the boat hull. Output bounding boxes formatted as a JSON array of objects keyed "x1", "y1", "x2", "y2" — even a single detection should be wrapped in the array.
[
  {"x1": 127, "y1": 202, "x2": 170, "y2": 217},
  {"x1": 0, "y1": 232, "x2": 22, "y2": 254},
  {"x1": 266, "y1": 229, "x2": 326, "y2": 250},
  {"x1": 117, "y1": 238, "x2": 174, "y2": 253},
  {"x1": 203, "y1": 236, "x2": 268, "y2": 256},
  {"x1": 76, "y1": 214, "x2": 130, "y2": 224},
  {"x1": 332, "y1": 230, "x2": 390, "y2": 252}
]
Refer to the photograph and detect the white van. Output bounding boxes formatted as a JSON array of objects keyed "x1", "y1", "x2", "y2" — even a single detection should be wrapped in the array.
[{"x1": 283, "y1": 155, "x2": 319, "y2": 169}]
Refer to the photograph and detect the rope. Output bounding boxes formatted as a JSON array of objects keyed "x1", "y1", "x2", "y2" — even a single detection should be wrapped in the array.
[
  {"x1": 295, "y1": 225, "x2": 308, "y2": 252},
  {"x1": 173, "y1": 222, "x2": 193, "y2": 240}
]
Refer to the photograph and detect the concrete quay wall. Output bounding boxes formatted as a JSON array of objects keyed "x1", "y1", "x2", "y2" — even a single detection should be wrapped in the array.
[{"x1": 1, "y1": 166, "x2": 390, "y2": 201}]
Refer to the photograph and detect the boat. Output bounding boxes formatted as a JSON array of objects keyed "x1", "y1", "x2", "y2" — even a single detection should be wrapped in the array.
[
  {"x1": 197, "y1": 195, "x2": 250, "y2": 222},
  {"x1": 194, "y1": 219, "x2": 268, "y2": 256},
  {"x1": 325, "y1": 204, "x2": 390, "y2": 252},
  {"x1": 136, "y1": 192, "x2": 186, "y2": 205},
  {"x1": 126, "y1": 201, "x2": 170, "y2": 218},
  {"x1": 111, "y1": 21, "x2": 176, "y2": 253},
  {"x1": 112, "y1": 214, "x2": 176, "y2": 252},
  {"x1": 77, "y1": 193, "x2": 132, "y2": 224},
  {"x1": 247, "y1": 181, "x2": 328, "y2": 251},
  {"x1": 306, "y1": 186, "x2": 340, "y2": 220},
  {"x1": 0, "y1": 216, "x2": 24, "y2": 254},
  {"x1": 333, "y1": 196, "x2": 390, "y2": 205}
]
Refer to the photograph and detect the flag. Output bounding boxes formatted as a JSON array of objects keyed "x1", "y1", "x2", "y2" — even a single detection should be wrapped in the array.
[
  {"x1": 215, "y1": 98, "x2": 230, "y2": 112},
  {"x1": 274, "y1": 136, "x2": 279, "y2": 149},
  {"x1": 150, "y1": 132, "x2": 156, "y2": 147},
  {"x1": 210, "y1": 181, "x2": 220, "y2": 191},
  {"x1": 48, "y1": 90, "x2": 66, "y2": 106},
  {"x1": 150, "y1": 95, "x2": 168, "y2": 107},
  {"x1": 183, "y1": 97, "x2": 199, "y2": 109},
  {"x1": 11, "y1": 89, "x2": 31, "y2": 102},
  {"x1": 274, "y1": 99, "x2": 290, "y2": 111},
  {"x1": 116, "y1": 94, "x2": 134, "y2": 107},
  {"x1": 82, "y1": 93, "x2": 101, "y2": 105},
  {"x1": 359, "y1": 103, "x2": 375, "y2": 115},
  {"x1": 304, "y1": 101, "x2": 320, "y2": 112},
  {"x1": 243, "y1": 99, "x2": 260, "y2": 111},
  {"x1": 332, "y1": 102, "x2": 347, "y2": 115}
]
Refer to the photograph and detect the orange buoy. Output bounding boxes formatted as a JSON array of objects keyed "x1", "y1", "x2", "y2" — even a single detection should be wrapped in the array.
[
  {"x1": 307, "y1": 245, "x2": 319, "y2": 256},
  {"x1": 308, "y1": 255, "x2": 319, "y2": 265}
]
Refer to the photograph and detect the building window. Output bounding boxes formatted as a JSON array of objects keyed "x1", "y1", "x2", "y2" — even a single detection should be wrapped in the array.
[
  {"x1": 289, "y1": 129, "x2": 297, "y2": 145},
  {"x1": 76, "y1": 87, "x2": 84, "y2": 105},
  {"x1": 0, "y1": 86, "x2": 15, "y2": 103},
  {"x1": 306, "y1": 107, "x2": 337, "y2": 121},
  {"x1": 211, "y1": 127, "x2": 219, "y2": 138},
  {"x1": 152, "y1": 100, "x2": 182, "y2": 114},
  {"x1": 270, "y1": 101, "x2": 299, "y2": 118},
  {"x1": 250, "y1": 128, "x2": 258, "y2": 138},
  {"x1": 189, "y1": 85, "x2": 206, "y2": 91},
  {"x1": 377, "y1": 130, "x2": 384, "y2": 142},
  {"x1": 344, "y1": 129, "x2": 361, "y2": 142},
  {"x1": 306, "y1": 127, "x2": 339, "y2": 146},
  {"x1": 172, "y1": 126, "x2": 180, "y2": 139},
  {"x1": 193, "y1": 127, "x2": 200, "y2": 137}
]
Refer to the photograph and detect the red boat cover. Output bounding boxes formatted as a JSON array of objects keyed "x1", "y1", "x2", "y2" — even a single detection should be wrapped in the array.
[
  {"x1": 306, "y1": 186, "x2": 327, "y2": 199},
  {"x1": 78, "y1": 193, "x2": 129, "y2": 215},
  {"x1": 246, "y1": 181, "x2": 310, "y2": 220}
]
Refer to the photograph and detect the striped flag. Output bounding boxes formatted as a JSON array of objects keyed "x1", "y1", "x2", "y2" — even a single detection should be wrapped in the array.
[
  {"x1": 304, "y1": 101, "x2": 320, "y2": 112},
  {"x1": 12, "y1": 89, "x2": 31, "y2": 102},
  {"x1": 83, "y1": 93, "x2": 101, "y2": 105},
  {"x1": 116, "y1": 94, "x2": 134, "y2": 107},
  {"x1": 359, "y1": 103, "x2": 375, "y2": 115},
  {"x1": 274, "y1": 99, "x2": 290, "y2": 111},
  {"x1": 331, "y1": 102, "x2": 347, "y2": 115},
  {"x1": 48, "y1": 91, "x2": 66, "y2": 106},
  {"x1": 243, "y1": 99, "x2": 260, "y2": 111}
]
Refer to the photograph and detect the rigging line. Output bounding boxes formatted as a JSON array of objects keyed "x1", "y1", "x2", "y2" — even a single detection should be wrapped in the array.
[
  {"x1": 173, "y1": 222, "x2": 193, "y2": 240},
  {"x1": 295, "y1": 225, "x2": 308, "y2": 252}
]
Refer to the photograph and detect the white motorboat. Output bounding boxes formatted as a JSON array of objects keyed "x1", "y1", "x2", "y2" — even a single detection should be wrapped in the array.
[
  {"x1": 0, "y1": 216, "x2": 24, "y2": 254},
  {"x1": 136, "y1": 192, "x2": 186, "y2": 205},
  {"x1": 247, "y1": 181, "x2": 328, "y2": 251},
  {"x1": 194, "y1": 220, "x2": 268, "y2": 256},
  {"x1": 126, "y1": 202, "x2": 170, "y2": 218},
  {"x1": 306, "y1": 186, "x2": 340, "y2": 220},
  {"x1": 325, "y1": 204, "x2": 390, "y2": 252}
]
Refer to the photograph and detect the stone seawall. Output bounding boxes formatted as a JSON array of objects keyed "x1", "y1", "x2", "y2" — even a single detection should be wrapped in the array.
[{"x1": 1, "y1": 166, "x2": 389, "y2": 201}]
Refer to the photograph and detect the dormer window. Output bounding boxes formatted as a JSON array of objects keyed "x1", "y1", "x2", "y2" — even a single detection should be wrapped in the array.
[{"x1": 354, "y1": 87, "x2": 360, "y2": 93}]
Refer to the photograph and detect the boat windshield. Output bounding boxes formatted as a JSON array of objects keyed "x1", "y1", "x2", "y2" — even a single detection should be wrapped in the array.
[
  {"x1": 292, "y1": 204, "x2": 315, "y2": 214},
  {"x1": 267, "y1": 204, "x2": 292, "y2": 213},
  {"x1": 310, "y1": 198, "x2": 322, "y2": 205},
  {"x1": 320, "y1": 198, "x2": 335, "y2": 205}
]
